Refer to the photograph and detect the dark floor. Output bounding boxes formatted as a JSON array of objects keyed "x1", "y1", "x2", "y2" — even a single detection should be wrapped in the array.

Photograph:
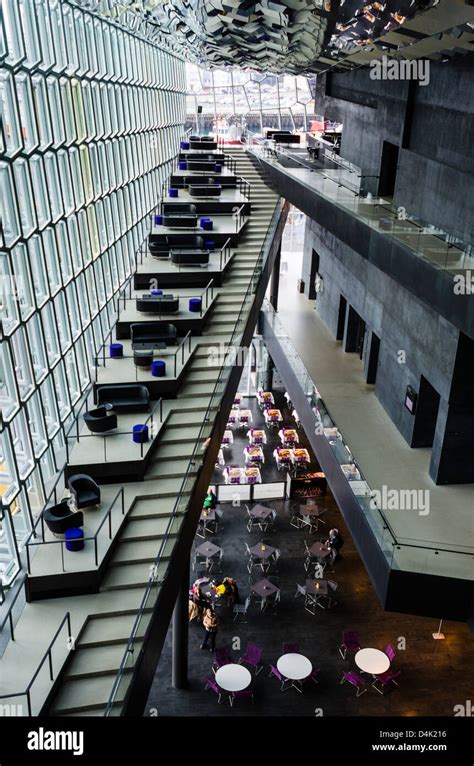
[{"x1": 147, "y1": 390, "x2": 474, "y2": 718}]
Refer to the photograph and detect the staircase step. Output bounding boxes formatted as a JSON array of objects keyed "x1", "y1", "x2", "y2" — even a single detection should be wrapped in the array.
[
  {"x1": 121, "y1": 516, "x2": 174, "y2": 541},
  {"x1": 65, "y1": 642, "x2": 143, "y2": 680},
  {"x1": 50, "y1": 673, "x2": 128, "y2": 715},
  {"x1": 101, "y1": 559, "x2": 169, "y2": 591},
  {"x1": 78, "y1": 613, "x2": 149, "y2": 649}
]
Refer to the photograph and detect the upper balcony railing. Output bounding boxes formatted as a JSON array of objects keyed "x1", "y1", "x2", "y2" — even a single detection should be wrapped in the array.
[{"x1": 252, "y1": 144, "x2": 473, "y2": 276}]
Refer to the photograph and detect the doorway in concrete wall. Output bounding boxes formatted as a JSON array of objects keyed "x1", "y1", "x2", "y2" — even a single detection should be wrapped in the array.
[
  {"x1": 366, "y1": 332, "x2": 380, "y2": 385},
  {"x1": 412, "y1": 375, "x2": 441, "y2": 448},
  {"x1": 378, "y1": 140, "x2": 400, "y2": 199},
  {"x1": 336, "y1": 295, "x2": 347, "y2": 341}
]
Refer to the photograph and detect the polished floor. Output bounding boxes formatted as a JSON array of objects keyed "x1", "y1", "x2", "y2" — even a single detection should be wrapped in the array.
[{"x1": 147, "y1": 438, "x2": 474, "y2": 718}]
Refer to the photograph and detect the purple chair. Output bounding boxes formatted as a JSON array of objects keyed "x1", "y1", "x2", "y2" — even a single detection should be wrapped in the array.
[
  {"x1": 204, "y1": 677, "x2": 223, "y2": 703},
  {"x1": 238, "y1": 642, "x2": 263, "y2": 676},
  {"x1": 338, "y1": 630, "x2": 361, "y2": 659},
  {"x1": 268, "y1": 664, "x2": 290, "y2": 691},
  {"x1": 302, "y1": 668, "x2": 320, "y2": 686},
  {"x1": 283, "y1": 642, "x2": 300, "y2": 654},
  {"x1": 372, "y1": 670, "x2": 401, "y2": 695},
  {"x1": 384, "y1": 644, "x2": 396, "y2": 662},
  {"x1": 229, "y1": 688, "x2": 254, "y2": 707},
  {"x1": 212, "y1": 645, "x2": 232, "y2": 674},
  {"x1": 340, "y1": 671, "x2": 367, "y2": 697}
]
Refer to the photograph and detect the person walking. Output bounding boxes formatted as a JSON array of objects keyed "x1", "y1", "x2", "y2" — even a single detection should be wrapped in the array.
[{"x1": 200, "y1": 607, "x2": 219, "y2": 651}]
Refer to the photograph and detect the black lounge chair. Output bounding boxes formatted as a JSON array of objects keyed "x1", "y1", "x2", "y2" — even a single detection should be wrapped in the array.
[
  {"x1": 83, "y1": 407, "x2": 118, "y2": 434},
  {"x1": 96, "y1": 384, "x2": 150, "y2": 412},
  {"x1": 43, "y1": 501, "x2": 84, "y2": 536},
  {"x1": 68, "y1": 474, "x2": 101, "y2": 509}
]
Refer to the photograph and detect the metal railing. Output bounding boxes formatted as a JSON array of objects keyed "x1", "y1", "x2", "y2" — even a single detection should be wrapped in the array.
[
  {"x1": 65, "y1": 397, "x2": 164, "y2": 463},
  {"x1": 104, "y1": 196, "x2": 286, "y2": 716},
  {"x1": 262, "y1": 302, "x2": 474, "y2": 569},
  {"x1": 0, "y1": 612, "x2": 72, "y2": 716},
  {"x1": 25, "y1": 487, "x2": 125, "y2": 575}
]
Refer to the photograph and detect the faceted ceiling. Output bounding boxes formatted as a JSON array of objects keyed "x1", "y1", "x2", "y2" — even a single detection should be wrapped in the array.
[{"x1": 79, "y1": 1, "x2": 473, "y2": 73}]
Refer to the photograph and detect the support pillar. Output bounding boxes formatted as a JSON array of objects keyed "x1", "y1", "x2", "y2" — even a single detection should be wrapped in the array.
[{"x1": 172, "y1": 559, "x2": 189, "y2": 689}]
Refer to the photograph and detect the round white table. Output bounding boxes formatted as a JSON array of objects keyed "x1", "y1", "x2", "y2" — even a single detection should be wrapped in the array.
[
  {"x1": 215, "y1": 664, "x2": 251, "y2": 693},
  {"x1": 355, "y1": 648, "x2": 390, "y2": 675},
  {"x1": 277, "y1": 653, "x2": 312, "y2": 692}
]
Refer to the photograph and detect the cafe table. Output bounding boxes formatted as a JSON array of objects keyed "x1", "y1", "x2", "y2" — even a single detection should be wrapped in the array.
[
  {"x1": 277, "y1": 653, "x2": 312, "y2": 692},
  {"x1": 355, "y1": 648, "x2": 390, "y2": 676},
  {"x1": 251, "y1": 577, "x2": 279, "y2": 611}
]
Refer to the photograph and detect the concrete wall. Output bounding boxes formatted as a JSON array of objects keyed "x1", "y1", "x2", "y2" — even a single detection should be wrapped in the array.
[
  {"x1": 321, "y1": 58, "x2": 474, "y2": 243},
  {"x1": 304, "y1": 217, "x2": 459, "y2": 450}
]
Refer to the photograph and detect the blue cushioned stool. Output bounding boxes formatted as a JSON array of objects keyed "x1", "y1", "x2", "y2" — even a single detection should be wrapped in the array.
[
  {"x1": 154, "y1": 214, "x2": 163, "y2": 225},
  {"x1": 64, "y1": 527, "x2": 84, "y2": 552},
  {"x1": 200, "y1": 218, "x2": 213, "y2": 231},
  {"x1": 151, "y1": 360, "x2": 166, "y2": 378},
  {"x1": 169, "y1": 187, "x2": 179, "y2": 198},
  {"x1": 214, "y1": 163, "x2": 222, "y2": 173},
  {"x1": 180, "y1": 140, "x2": 190, "y2": 150},
  {"x1": 178, "y1": 161, "x2": 187, "y2": 170},
  {"x1": 109, "y1": 343, "x2": 123, "y2": 358},
  {"x1": 204, "y1": 241, "x2": 216, "y2": 251},
  {"x1": 189, "y1": 298, "x2": 202, "y2": 313},
  {"x1": 151, "y1": 289, "x2": 163, "y2": 295},
  {"x1": 133, "y1": 424, "x2": 149, "y2": 444}
]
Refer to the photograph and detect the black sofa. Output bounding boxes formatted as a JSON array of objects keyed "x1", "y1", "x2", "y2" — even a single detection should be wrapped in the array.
[
  {"x1": 43, "y1": 501, "x2": 84, "y2": 536},
  {"x1": 189, "y1": 140, "x2": 217, "y2": 151},
  {"x1": 187, "y1": 161, "x2": 218, "y2": 173},
  {"x1": 273, "y1": 133, "x2": 301, "y2": 144},
  {"x1": 161, "y1": 214, "x2": 198, "y2": 228},
  {"x1": 170, "y1": 250, "x2": 210, "y2": 266},
  {"x1": 68, "y1": 474, "x2": 101, "y2": 509},
  {"x1": 83, "y1": 407, "x2": 118, "y2": 433},
  {"x1": 136, "y1": 295, "x2": 180, "y2": 314},
  {"x1": 96, "y1": 383, "x2": 150, "y2": 412},
  {"x1": 149, "y1": 233, "x2": 205, "y2": 259},
  {"x1": 131, "y1": 322, "x2": 177, "y2": 347},
  {"x1": 162, "y1": 203, "x2": 197, "y2": 214},
  {"x1": 189, "y1": 185, "x2": 222, "y2": 198}
]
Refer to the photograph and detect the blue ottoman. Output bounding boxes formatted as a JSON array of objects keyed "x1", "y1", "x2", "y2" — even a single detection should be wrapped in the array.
[
  {"x1": 214, "y1": 163, "x2": 222, "y2": 173},
  {"x1": 154, "y1": 214, "x2": 163, "y2": 225},
  {"x1": 178, "y1": 161, "x2": 187, "y2": 170},
  {"x1": 151, "y1": 289, "x2": 163, "y2": 295},
  {"x1": 200, "y1": 218, "x2": 213, "y2": 231},
  {"x1": 64, "y1": 527, "x2": 84, "y2": 552},
  {"x1": 151, "y1": 360, "x2": 166, "y2": 378},
  {"x1": 133, "y1": 424, "x2": 149, "y2": 444},
  {"x1": 109, "y1": 343, "x2": 123, "y2": 359},
  {"x1": 189, "y1": 298, "x2": 202, "y2": 313},
  {"x1": 169, "y1": 187, "x2": 179, "y2": 198},
  {"x1": 180, "y1": 140, "x2": 190, "y2": 150},
  {"x1": 204, "y1": 241, "x2": 216, "y2": 251}
]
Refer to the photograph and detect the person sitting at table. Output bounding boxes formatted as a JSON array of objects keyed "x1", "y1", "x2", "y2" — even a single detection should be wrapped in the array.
[
  {"x1": 201, "y1": 607, "x2": 219, "y2": 651},
  {"x1": 325, "y1": 528, "x2": 344, "y2": 562},
  {"x1": 222, "y1": 576, "x2": 240, "y2": 606},
  {"x1": 203, "y1": 488, "x2": 217, "y2": 510},
  {"x1": 189, "y1": 587, "x2": 209, "y2": 623}
]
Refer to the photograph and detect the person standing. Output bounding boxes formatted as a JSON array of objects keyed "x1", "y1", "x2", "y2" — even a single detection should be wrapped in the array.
[{"x1": 200, "y1": 607, "x2": 219, "y2": 651}]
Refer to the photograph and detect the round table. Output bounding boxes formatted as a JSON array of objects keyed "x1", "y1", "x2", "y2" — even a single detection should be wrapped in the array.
[
  {"x1": 215, "y1": 664, "x2": 251, "y2": 693},
  {"x1": 355, "y1": 648, "x2": 390, "y2": 675},
  {"x1": 277, "y1": 653, "x2": 312, "y2": 691}
]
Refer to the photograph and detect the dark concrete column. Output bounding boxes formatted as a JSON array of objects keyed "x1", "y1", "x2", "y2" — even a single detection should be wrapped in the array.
[
  {"x1": 269, "y1": 245, "x2": 281, "y2": 310},
  {"x1": 265, "y1": 354, "x2": 274, "y2": 392},
  {"x1": 172, "y1": 559, "x2": 189, "y2": 689},
  {"x1": 343, "y1": 305, "x2": 360, "y2": 353}
]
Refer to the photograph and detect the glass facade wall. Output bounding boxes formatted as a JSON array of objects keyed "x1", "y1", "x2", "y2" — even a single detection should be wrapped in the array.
[{"x1": 0, "y1": 0, "x2": 186, "y2": 594}]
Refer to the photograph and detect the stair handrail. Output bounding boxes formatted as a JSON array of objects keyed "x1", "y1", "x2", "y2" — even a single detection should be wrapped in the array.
[
  {"x1": 0, "y1": 612, "x2": 72, "y2": 716},
  {"x1": 104, "y1": 189, "x2": 286, "y2": 716}
]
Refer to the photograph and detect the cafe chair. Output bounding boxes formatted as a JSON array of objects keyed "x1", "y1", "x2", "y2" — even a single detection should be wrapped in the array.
[
  {"x1": 268, "y1": 664, "x2": 290, "y2": 692},
  {"x1": 338, "y1": 630, "x2": 361, "y2": 660},
  {"x1": 372, "y1": 670, "x2": 401, "y2": 695},
  {"x1": 212, "y1": 645, "x2": 232, "y2": 674},
  {"x1": 384, "y1": 644, "x2": 397, "y2": 663},
  {"x1": 204, "y1": 678, "x2": 224, "y2": 704},
  {"x1": 239, "y1": 642, "x2": 263, "y2": 676},
  {"x1": 290, "y1": 505, "x2": 304, "y2": 529},
  {"x1": 340, "y1": 671, "x2": 368, "y2": 697},
  {"x1": 43, "y1": 501, "x2": 84, "y2": 537},
  {"x1": 229, "y1": 688, "x2": 254, "y2": 707},
  {"x1": 283, "y1": 642, "x2": 300, "y2": 654},
  {"x1": 294, "y1": 583, "x2": 307, "y2": 600},
  {"x1": 233, "y1": 595, "x2": 251, "y2": 623}
]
